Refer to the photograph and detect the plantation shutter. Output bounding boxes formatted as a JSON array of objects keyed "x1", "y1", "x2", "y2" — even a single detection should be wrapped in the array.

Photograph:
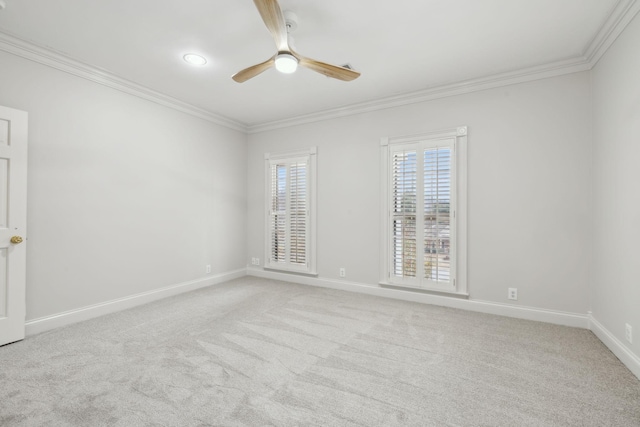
[
  {"x1": 289, "y1": 162, "x2": 307, "y2": 265},
  {"x1": 389, "y1": 139, "x2": 455, "y2": 289},
  {"x1": 391, "y1": 149, "x2": 418, "y2": 278},
  {"x1": 267, "y1": 157, "x2": 310, "y2": 271},
  {"x1": 423, "y1": 147, "x2": 452, "y2": 283},
  {"x1": 270, "y1": 164, "x2": 287, "y2": 263}
]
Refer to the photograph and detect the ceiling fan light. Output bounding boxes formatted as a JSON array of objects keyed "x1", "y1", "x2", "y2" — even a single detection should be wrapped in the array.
[{"x1": 275, "y1": 53, "x2": 298, "y2": 74}]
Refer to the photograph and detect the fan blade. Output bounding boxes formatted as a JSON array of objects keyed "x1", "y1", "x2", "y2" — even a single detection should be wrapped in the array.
[
  {"x1": 253, "y1": 0, "x2": 289, "y2": 52},
  {"x1": 232, "y1": 56, "x2": 276, "y2": 83},
  {"x1": 294, "y1": 53, "x2": 361, "y2": 81}
]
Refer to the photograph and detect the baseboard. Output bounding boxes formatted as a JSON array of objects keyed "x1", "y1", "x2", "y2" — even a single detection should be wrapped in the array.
[
  {"x1": 247, "y1": 268, "x2": 589, "y2": 328},
  {"x1": 25, "y1": 268, "x2": 246, "y2": 336},
  {"x1": 589, "y1": 313, "x2": 640, "y2": 380}
]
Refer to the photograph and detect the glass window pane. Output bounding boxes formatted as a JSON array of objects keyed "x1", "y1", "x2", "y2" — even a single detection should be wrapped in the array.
[{"x1": 424, "y1": 147, "x2": 451, "y2": 282}]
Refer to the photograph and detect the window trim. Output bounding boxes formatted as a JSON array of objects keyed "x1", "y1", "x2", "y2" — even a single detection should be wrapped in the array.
[
  {"x1": 264, "y1": 147, "x2": 317, "y2": 275},
  {"x1": 380, "y1": 127, "x2": 468, "y2": 295}
]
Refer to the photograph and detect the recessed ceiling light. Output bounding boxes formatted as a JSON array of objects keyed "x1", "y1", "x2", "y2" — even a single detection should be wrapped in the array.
[{"x1": 183, "y1": 53, "x2": 207, "y2": 66}]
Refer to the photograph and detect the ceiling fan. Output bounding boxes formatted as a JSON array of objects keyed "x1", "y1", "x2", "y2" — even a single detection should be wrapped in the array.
[{"x1": 232, "y1": 0, "x2": 361, "y2": 83}]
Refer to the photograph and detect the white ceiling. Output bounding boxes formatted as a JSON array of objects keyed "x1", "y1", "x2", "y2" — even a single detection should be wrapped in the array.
[{"x1": 0, "y1": 0, "x2": 623, "y2": 128}]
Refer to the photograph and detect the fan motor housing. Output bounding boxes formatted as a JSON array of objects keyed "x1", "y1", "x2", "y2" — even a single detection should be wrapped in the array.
[{"x1": 284, "y1": 10, "x2": 298, "y2": 32}]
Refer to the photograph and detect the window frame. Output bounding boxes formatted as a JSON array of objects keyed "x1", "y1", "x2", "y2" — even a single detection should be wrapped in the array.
[
  {"x1": 380, "y1": 127, "x2": 468, "y2": 295},
  {"x1": 264, "y1": 147, "x2": 317, "y2": 275}
]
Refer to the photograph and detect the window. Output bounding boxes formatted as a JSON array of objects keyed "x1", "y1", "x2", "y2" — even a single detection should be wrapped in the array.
[
  {"x1": 265, "y1": 147, "x2": 317, "y2": 275},
  {"x1": 380, "y1": 127, "x2": 467, "y2": 294}
]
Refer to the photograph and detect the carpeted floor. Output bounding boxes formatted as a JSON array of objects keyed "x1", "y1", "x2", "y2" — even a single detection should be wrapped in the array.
[{"x1": 1, "y1": 276, "x2": 639, "y2": 426}]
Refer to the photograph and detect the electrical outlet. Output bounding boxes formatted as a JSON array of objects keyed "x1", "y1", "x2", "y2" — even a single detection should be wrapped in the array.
[
  {"x1": 339, "y1": 268, "x2": 346, "y2": 278},
  {"x1": 206, "y1": 264, "x2": 211, "y2": 274},
  {"x1": 255, "y1": 257, "x2": 260, "y2": 266},
  {"x1": 625, "y1": 323, "x2": 633, "y2": 344},
  {"x1": 508, "y1": 288, "x2": 518, "y2": 301}
]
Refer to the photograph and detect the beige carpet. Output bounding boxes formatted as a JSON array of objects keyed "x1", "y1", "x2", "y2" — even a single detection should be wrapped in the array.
[{"x1": 1, "y1": 276, "x2": 639, "y2": 426}]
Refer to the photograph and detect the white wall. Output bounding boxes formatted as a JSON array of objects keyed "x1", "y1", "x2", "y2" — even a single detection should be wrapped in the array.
[
  {"x1": 592, "y1": 12, "x2": 640, "y2": 358},
  {"x1": 247, "y1": 72, "x2": 593, "y2": 315},
  {"x1": 0, "y1": 51, "x2": 247, "y2": 321}
]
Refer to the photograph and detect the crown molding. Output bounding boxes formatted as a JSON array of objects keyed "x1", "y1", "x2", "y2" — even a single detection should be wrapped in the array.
[
  {"x1": 247, "y1": 0, "x2": 640, "y2": 134},
  {"x1": 0, "y1": 30, "x2": 247, "y2": 132},
  {"x1": 247, "y1": 57, "x2": 591, "y2": 133},
  {"x1": 584, "y1": 0, "x2": 640, "y2": 67}
]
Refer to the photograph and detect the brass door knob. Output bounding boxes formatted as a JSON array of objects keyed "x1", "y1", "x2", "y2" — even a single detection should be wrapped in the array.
[{"x1": 10, "y1": 236, "x2": 23, "y2": 244}]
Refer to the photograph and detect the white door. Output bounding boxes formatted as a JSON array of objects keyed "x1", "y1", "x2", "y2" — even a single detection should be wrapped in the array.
[{"x1": 0, "y1": 106, "x2": 28, "y2": 346}]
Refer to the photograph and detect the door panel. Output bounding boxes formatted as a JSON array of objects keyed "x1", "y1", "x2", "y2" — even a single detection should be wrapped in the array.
[
  {"x1": 0, "y1": 158, "x2": 8, "y2": 228},
  {"x1": 0, "y1": 119, "x2": 9, "y2": 146},
  {"x1": 0, "y1": 106, "x2": 28, "y2": 346},
  {"x1": 0, "y1": 248, "x2": 7, "y2": 318}
]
